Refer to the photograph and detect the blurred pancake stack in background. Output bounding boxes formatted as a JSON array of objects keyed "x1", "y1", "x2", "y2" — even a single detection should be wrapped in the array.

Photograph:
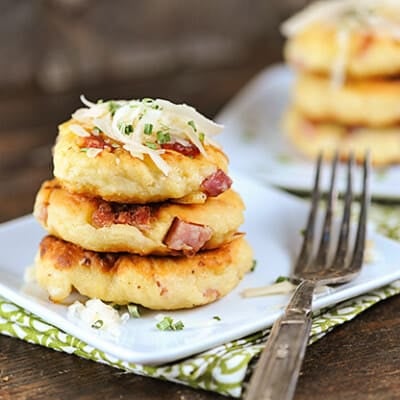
[
  {"x1": 32, "y1": 97, "x2": 253, "y2": 310},
  {"x1": 281, "y1": 0, "x2": 400, "y2": 166}
]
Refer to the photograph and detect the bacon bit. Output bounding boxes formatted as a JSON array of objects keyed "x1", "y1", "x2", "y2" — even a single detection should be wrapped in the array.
[
  {"x1": 347, "y1": 125, "x2": 362, "y2": 135},
  {"x1": 79, "y1": 135, "x2": 107, "y2": 149},
  {"x1": 156, "y1": 281, "x2": 168, "y2": 296},
  {"x1": 302, "y1": 120, "x2": 317, "y2": 138},
  {"x1": 37, "y1": 203, "x2": 49, "y2": 225},
  {"x1": 161, "y1": 142, "x2": 200, "y2": 157},
  {"x1": 291, "y1": 57, "x2": 306, "y2": 70},
  {"x1": 203, "y1": 288, "x2": 220, "y2": 299},
  {"x1": 357, "y1": 34, "x2": 374, "y2": 58},
  {"x1": 99, "y1": 253, "x2": 118, "y2": 269},
  {"x1": 92, "y1": 203, "x2": 113, "y2": 227},
  {"x1": 92, "y1": 202, "x2": 152, "y2": 228},
  {"x1": 201, "y1": 169, "x2": 232, "y2": 197}
]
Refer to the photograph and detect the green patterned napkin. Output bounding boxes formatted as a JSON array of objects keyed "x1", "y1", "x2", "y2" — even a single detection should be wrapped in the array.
[{"x1": 1, "y1": 202, "x2": 400, "y2": 398}]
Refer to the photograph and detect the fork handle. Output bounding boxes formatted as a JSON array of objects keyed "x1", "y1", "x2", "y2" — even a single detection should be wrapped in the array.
[{"x1": 245, "y1": 280, "x2": 316, "y2": 400}]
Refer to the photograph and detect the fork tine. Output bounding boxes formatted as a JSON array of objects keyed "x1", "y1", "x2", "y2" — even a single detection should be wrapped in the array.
[
  {"x1": 348, "y1": 151, "x2": 371, "y2": 274},
  {"x1": 293, "y1": 152, "x2": 323, "y2": 273},
  {"x1": 313, "y1": 151, "x2": 339, "y2": 269},
  {"x1": 331, "y1": 153, "x2": 354, "y2": 268}
]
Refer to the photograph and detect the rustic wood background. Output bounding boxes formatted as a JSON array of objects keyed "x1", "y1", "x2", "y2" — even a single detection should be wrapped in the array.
[{"x1": 0, "y1": 0, "x2": 309, "y2": 222}]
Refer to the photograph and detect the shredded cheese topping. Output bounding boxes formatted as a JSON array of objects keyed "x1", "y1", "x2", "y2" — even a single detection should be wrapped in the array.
[{"x1": 71, "y1": 96, "x2": 223, "y2": 175}]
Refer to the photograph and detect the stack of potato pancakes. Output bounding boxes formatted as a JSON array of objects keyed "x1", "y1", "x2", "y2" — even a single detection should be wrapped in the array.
[
  {"x1": 282, "y1": 0, "x2": 400, "y2": 166},
  {"x1": 33, "y1": 97, "x2": 253, "y2": 310}
]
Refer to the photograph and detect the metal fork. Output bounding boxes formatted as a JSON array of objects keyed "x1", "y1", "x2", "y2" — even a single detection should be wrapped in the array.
[{"x1": 245, "y1": 152, "x2": 371, "y2": 400}]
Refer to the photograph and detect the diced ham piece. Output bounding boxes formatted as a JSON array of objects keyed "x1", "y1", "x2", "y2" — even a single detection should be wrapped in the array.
[
  {"x1": 201, "y1": 169, "x2": 232, "y2": 197},
  {"x1": 92, "y1": 203, "x2": 151, "y2": 228},
  {"x1": 161, "y1": 142, "x2": 200, "y2": 157},
  {"x1": 163, "y1": 218, "x2": 212, "y2": 255}
]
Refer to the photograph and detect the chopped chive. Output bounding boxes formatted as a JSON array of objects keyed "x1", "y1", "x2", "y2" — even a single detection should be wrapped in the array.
[
  {"x1": 173, "y1": 320, "x2": 184, "y2": 330},
  {"x1": 91, "y1": 320, "x2": 103, "y2": 329},
  {"x1": 142, "y1": 98, "x2": 154, "y2": 104},
  {"x1": 156, "y1": 316, "x2": 184, "y2": 331},
  {"x1": 80, "y1": 148, "x2": 88, "y2": 153},
  {"x1": 124, "y1": 124, "x2": 133, "y2": 135},
  {"x1": 93, "y1": 126, "x2": 102, "y2": 134},
  {"x1": 156, "y1": 131, "x2": 171, "y2": 144},
  {"x1": 213, "y1": 316, "x2": 221, "y2": 321},
  {"x1": 156, "y1": 317, "x2": 172, "y2": 331},
  {"x1": 250, "y1": 259, "x2": 257, "y2": 272},
  {"x1": 188, "y1": 120, "x2": 197, "y2": 132},
  {"x1": 144, "y1": 123, "x2": 153, "y2": 135},
  {"x1": 145, "y1": 142, "x2": 158, "y2": 150},
  {"x1": 199, "y1": 132, "x2": 205, "y2": 142},
  {"x1": 127, "y1": 304, "x2": 141, "y2": 318},
  {"x1": 275, "y1": 276, "x2": 290, "y2": 283},
  {"x1": 108, "y1": 100, "x2": 120, "y2": 116}
]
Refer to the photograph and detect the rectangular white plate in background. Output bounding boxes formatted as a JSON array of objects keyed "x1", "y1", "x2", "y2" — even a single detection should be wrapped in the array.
[{"x1": 216, "y1": 64, "x2": 400, "y2": 200}]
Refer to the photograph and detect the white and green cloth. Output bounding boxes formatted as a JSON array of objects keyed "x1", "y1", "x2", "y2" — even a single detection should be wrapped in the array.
[{"x1": 1, "y1": 203, "x2": 400, "y2": 398}]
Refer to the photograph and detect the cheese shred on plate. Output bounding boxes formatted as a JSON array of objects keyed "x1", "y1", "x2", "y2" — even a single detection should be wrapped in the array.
[
  {"x1": 68, "y1": 299, "x2": 129, "y2": 337},
  {"x1": 71, "y1": 95, "x2": 224, "y2": 176}
]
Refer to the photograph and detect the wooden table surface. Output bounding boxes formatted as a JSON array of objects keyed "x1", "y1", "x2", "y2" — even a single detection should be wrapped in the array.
[{"x1": 2, "y1": 53, "x2": 400, "y2": 399}]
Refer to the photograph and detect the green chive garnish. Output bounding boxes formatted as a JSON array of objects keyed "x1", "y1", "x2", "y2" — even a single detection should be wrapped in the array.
[
  {"x1": 144, "y1": 123, "x2": 153, "y2": 135},
  {"x1": 275, "y1": 276, "x2": 290, "y2": 283},
  {"x1": 199, "y1": 132, "x2": 205, "y2": 142},
  {"x1": 188, "y1": 120, "x2": 197, "y2": 132},
  {"x1": 91, "y1": 320, "x2": 103, "y2": 329},
  {"x1": 127, "y1": 304, "x2": 141, "y2": 318},
  {"x1": 156, "y1": 316, "x2": 184, "y2": 331},
  {"x1": 108, "y1": 101, "x2": 120, "y2": 116},
  {"x1": 156, "y1": 131, "x2": 171, "y2": 144},
  {"x1": 145, "y1": 142, "x2": 158, "y2": 150},
  {"x1": 124, "y1": 124, "x2": 133, "y2": 135}
]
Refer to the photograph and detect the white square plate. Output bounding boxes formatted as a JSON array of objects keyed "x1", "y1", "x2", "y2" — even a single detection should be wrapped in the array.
[
  {"x1": 1, "y1": 174, "x2": 400, "y2": 365},
  {"x1": 216, "y1": 64, "x2": 400, "y2": 200}
]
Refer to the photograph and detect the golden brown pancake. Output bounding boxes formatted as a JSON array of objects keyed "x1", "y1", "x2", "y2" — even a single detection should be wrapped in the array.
[
  {"x1": 293, "y1": 73, "x2": 400, "y2": 127},
  {"x1": 285, "y1": 23, "x2": 400, "y2": 79},
  {"x1": 34, "y1": 180, "x2": 245, "y2": 256},
  {"x1": 34, "y1": 235, "x2": 253, "y2": 310},
  {"x1": 283, "y1": 107, "x2": 400, "y2": 166},
  {"x1": 53, "y1": 121, "x2": 230, "y2": 204}
]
